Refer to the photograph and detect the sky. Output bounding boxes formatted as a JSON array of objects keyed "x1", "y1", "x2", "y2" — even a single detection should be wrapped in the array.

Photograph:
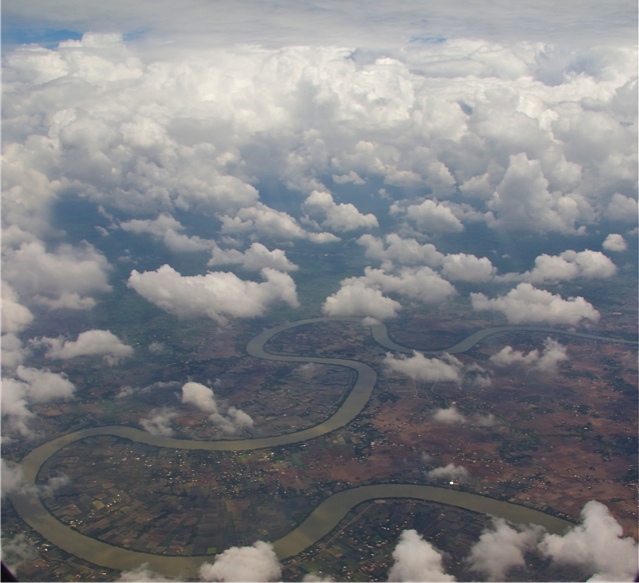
[{"x1": 1, "y1": 1, "x2": 638, "y2": 581}]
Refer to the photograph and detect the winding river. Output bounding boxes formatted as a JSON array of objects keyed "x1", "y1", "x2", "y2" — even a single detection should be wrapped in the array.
[{"x1": 8, "y1": 318, "x2": 635, "y2": 579}]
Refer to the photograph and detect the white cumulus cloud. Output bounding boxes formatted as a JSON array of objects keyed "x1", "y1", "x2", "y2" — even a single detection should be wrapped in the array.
[
  {"x1": 388, "y1": 529, "x2": 455, "y2": 582},
  {"x1": 432, "y1": 406, "x2": 467, "y2": 424},
  {"x1": 540, "y1": 500, "x2": 638, "y2": 582},
  {"x1": 1, "y1": 459, "x2": 26, "y2": 498},
  {"x1": 208, "y1": 242, "x2": 298, "y2": 272},
  {"x1": 304, "y1": 190, "x2": 378, "y2": 232},
  {"x1": 357, "y1": 233, "x2": 444, "y2": 268},
  {"x1": 218, "y1": 203, "x2": 307, "y2": 240},
  {"x1": 384, "y1": 352, "x2": 462, "y2": 383},
  {"x1": 198, "y1": 540, "x2": 281, "y2": 582},
  {"x1": 140, "y1": 408, "x2": 177, "y2": 437},
  {"x1": 391, "y1": 199, "x2": 464, "y2": 234},
  {"x1": 182, "y1": 382, "x2": 219, "y2": 414},
  {"x1": 1, "y1": 282, "x2": 34, "y2": 335},
  {"x1": 1, "y1": 366, "x2": 75, "y2": 440},
  {"x1": 465, "y1": 500, "x2": 638, "y2": 583},
  {"x1": 441, "y1": 253, "x2": 497, "y2": 283},
  {"x1": 120, "y1": 213, "x2": 214, "y2": 253},
  {"x1": 182, "y1": 382, "x2": 254, "y2": 434},
  {"x1": 339, "y1": 266, "x2": 457, "y2": 306},
  {"x1": 471, "y1": 283, "x2": 600, "y2": 326},
  {"x1": 522, "y1": 250, "x2": 616, "y2": 283},
  {"x1": 606, "y1": 193, "x2": 638, "y2": 222},
  {"x1": 3, "y1": 241, "x2": 112, "y2": 310},
  {"x1": 602, "y1": 233, "x2": 627, "y2": 252},
  {"x1": 36, "y1": 330, "x2": 134, "y2": 365},
  {"x1": 490, "y1": 337, "x2": 568, "y2": 374},
  {"x1": 128, "y1": 265, "x2": 298, "y2": 323},
  {"x1": 323, "y1": 281, "x2": 402, "y2": 320},
  {"x1": 466, "y1": 518, "x2": 543, "y2": 581}
]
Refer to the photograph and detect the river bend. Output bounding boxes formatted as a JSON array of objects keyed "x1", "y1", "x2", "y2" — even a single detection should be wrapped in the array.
[{"x1": 9, "y1": 318, "x2": 633, "y2": 578}]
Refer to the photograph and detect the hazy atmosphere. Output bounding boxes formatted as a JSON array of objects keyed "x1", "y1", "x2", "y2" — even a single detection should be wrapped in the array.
[{"x1": 1, "y1": 1, "x2": 637, "y2": 581}]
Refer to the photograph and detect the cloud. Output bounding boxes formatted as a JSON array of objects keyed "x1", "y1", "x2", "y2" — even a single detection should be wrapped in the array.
[
  {"x1": 208, "y1": 242, "x2": 298, "y2": 272},
  {"x1": 322, "y1": 281, "x2": 402, "y2": 320},
  {"x1": 182, "y1": 382, "x2": 254, "y2": 434},
  {"x1": 1, "y1": 333, "x2": 29, "y2": 370},
  {"x1": 1, "y1": 282, "x2": 34, "y2": 334},
  {"x1": 0, "y1": 533, "x2": 37, "y2": 577},
  {"x1": 218, "y1": 203, "x2": 307, "y2": 240},
  {"x1": 226, "y1": 407, "x2": 254, "y2": 431},
  {"x1": 140, "y1": 408, "x2": 177, "y2": 436},
  {"x1": 365, "y1": 266, "x2": 458, "y2": 304},
  {"x1": 304, "y1": 190, "x2": 378, "y2": 232},
  {"x1": 12, "y1": 365, "x2": 76, "y2": 403},
  {"x1": 1, "y1": 459, "x2": 26, "y2": 498},
  {"x1": 357, "y1": 234, "x2": 444, "y2": 268},
  {"x1": 2, "y1": 241, "x2": 112, "y2": 309},
  {"x1": 471, "y1": 283, "x2": 600, "y2": 326},
  {"x1": 332, "y1": 170, "x2": 364, "y2": 185},
  {"x1": 306, "y1": 231, "x2": 341, "y2": 244},
  {"x1": 384, "y1": 352, "x2": 462, "y2": 383},
  {"x1": 182, "y1": 382, "x2": 219, "y2": 414},
  {"x1": 387, "y1": 529, "x2": 455, "y2": 582},
  {"x1": 120, "y1": 213, "x2": 214, "y2": 253},
  {"x1": 338, "y1": 266, "x2": 457, "y2": 307},
  {"x1": 209, "y1": 411, "x2": 253, "y2": 435},
  {"x1": 602, "y1": 233, "x2": 627, "y2": 252},
  {"x1": 2, "y1": 30, "x2": 635, "y2": 249},
  {"x1": 35, "y1": 329, "x2": 134, "y2": 365},
  {"x1": 198, "y1": 541, "x2": 281, "y2": 582},
  {"x1": 522, "y1": 250, "x2": 617, "y2": 283},
  {"x1": 432, "y1": 406, "x2": 467, "y2": 424},
  {"x1": 486, "y1": 153, "x2": 594, "y2": 234},
  {"x1": 1, "y1": 367, "x2": 76, "y2": 439},
  {"x1": 1, "y1": 378, "x2": 36, "y2": 439},
  {"x1": 391, "y1": 199, "x2": 464, "y2": 234},
  {"x1": 490, "y1": 337, "x2": 568, "y2": 374},
  {"x1": 540, "y1": 500, "x2": 638, "y2": 582},
  {"x1": 129, "y1": 265, "x2": 299, "y2": 322},
  {"x1": 118, "y1": 563, "x2": 175, "y2": 582},
  {"x1": 39, "y1": 473, "x2": 71, "y2": 499},
  {"x1": 606, "y1": 193, "x2": 638, "y2": 222},
  {"x1": 426, "y1": 463, "x2": 470, "y2": 482},
  {"x1": 466, "y1": 518, "x2": 543, "y2": 581},
  {"x1": 463, "y1": 501, "x2": 638, "y2": 582},
  {"x1": 441, "y1": 253, "x2": 497, "y2": 283},
  {"x1": 116, "y1": 380, "x2": 179, "y2": 400}
]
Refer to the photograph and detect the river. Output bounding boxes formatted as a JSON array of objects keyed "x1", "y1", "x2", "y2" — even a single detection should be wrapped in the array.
[{"x1": 9, "y1": 318, "x2": 632, "y2": 578}]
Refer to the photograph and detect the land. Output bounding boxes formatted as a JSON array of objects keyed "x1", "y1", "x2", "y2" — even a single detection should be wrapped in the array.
[{"x1": 2, "y1": 301, "x2": 637, "y2": 581}]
